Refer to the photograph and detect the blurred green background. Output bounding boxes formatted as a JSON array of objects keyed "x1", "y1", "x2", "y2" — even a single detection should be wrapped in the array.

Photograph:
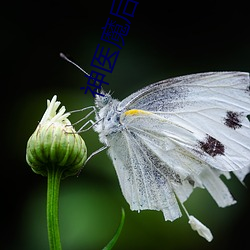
[{"x1": 2, "y1": 1, "x2": 250, "y2": 250}]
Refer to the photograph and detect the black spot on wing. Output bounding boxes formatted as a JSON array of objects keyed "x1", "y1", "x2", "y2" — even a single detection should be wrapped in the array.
[
  {"x1": 186, "y1": 177, "x2": 195, "y2": 186},
  {"x1": 224, "y1": 111, "x2": 243, "y2": 130},
  {"x1": 199, "y1": 135, "x2": 225, "y2": 157}
]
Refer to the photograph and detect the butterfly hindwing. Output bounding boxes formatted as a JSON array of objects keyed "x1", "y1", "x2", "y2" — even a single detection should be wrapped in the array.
[{"x1": 107, "y1": 127, "x2": 182, "y2": 221}]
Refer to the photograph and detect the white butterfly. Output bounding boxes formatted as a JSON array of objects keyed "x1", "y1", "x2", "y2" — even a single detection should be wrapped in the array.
[{"x1": 85, "y1": 72, "x2": 250, "y2": 241}]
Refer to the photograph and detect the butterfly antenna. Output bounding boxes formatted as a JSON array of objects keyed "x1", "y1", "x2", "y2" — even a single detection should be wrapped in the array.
[{"x1": 60, "y1": 53, "x2": 90, "y2": 77}]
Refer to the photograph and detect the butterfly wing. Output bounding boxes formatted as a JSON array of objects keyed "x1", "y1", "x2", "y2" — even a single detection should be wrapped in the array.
[
  {"x1": 118, "y1": 72, "x2": 250, "y2": 174},
  {"x1": 107, "y1": 126, "x2": 182, "y2": 221}
]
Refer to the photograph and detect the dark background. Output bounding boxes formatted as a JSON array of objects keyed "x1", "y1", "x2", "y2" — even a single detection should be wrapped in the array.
[{"x1": 2, "y1": 1, "x2": 250, "y2": 249}]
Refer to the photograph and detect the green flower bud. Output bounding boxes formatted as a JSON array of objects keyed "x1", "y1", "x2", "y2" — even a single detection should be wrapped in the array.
[{"x1": 26, "y1": 95, "x2": 87, "y2": 178}]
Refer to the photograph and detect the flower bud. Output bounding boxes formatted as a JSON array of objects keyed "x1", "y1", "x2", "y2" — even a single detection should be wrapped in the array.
[{"x1": 26, "y1": 95, "x2": 87, "y2": 178}]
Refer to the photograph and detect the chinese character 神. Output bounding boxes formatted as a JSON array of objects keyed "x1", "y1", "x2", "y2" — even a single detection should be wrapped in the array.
[
  {"x1": 101, "y1": 18, "x2": 130, "y2": 49},
  {"x1": 110, "y1": 0, "x2": 139, "y2": 24},
  {"x1": 81, "y1": 70, "x2": 109, "y2": 97},
  {"x1": 91, "y1": 44, "x2": 120, "y2": 73}
]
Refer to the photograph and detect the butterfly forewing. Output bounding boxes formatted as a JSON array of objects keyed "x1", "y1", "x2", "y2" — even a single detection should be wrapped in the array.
[{"x1": 118, "y1": 72, "x2": 250, "y2": 173}]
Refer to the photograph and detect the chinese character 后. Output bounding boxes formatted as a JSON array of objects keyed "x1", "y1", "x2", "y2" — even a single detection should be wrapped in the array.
[
  {"x1": 80, "y1": 70, "x2": 109, "y2": 97},
  {"x1": 110, "y1": 0, "x2": 139, "y2": 24},
  {"x1": 101, "y1": 18, "x2": 130, "y2": 49},
  {"x1": 91, "y1": 44, "x2": 120, "y2": 73}
]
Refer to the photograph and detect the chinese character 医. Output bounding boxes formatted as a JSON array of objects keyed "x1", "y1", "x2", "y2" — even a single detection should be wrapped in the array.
[{"x1": 91, "y1": 44, "x2": 120, "y2": 72}]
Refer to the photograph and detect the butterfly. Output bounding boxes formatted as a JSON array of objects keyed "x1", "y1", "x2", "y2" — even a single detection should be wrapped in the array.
[{"x1": 85, "y1": 71, "x2": 250, "y2": 241}]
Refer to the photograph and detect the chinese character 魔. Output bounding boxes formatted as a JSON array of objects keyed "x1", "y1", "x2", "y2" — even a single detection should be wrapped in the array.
[
  {"x1": 101, "y1": 18, "x2": 130, "y2": 49},
  {"x1": 110, "y1": 0, "x2": 139, "y2": 24},
  {"x1": 81, "y1": 70, "x2": 109, "y2": 97},
  {"x1": 91, "y1": 44, "x2": 120, "y2": 72}
]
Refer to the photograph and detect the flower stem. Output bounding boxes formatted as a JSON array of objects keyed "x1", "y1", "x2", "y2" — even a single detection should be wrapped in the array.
[{"x1": 47, "y1": 165, "x2": 63, "y2": 250}]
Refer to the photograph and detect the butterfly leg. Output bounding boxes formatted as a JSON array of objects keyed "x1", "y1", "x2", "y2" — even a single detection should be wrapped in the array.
[
  {"x1": 77, "y1": 145, "x2": 108, "y2": 176},
  {"x1": 70, "y1": 106, "x2": 96, "y2": 125},
  {"x1": 85, "y1": 145, "x2": 108, "y2": 165},
  {"x1": 68, "y1": 106, "x2": 100, "y2": 132}
]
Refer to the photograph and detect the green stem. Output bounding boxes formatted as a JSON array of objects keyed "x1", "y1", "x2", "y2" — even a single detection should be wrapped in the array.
[{"x1": 47, "y1": 165, "x2": 63, "y2": 250}]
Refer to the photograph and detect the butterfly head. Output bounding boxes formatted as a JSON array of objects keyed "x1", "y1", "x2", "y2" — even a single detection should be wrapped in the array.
[{"x1": 95, "y1": 90, "x2": 113, "y2": 109}]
